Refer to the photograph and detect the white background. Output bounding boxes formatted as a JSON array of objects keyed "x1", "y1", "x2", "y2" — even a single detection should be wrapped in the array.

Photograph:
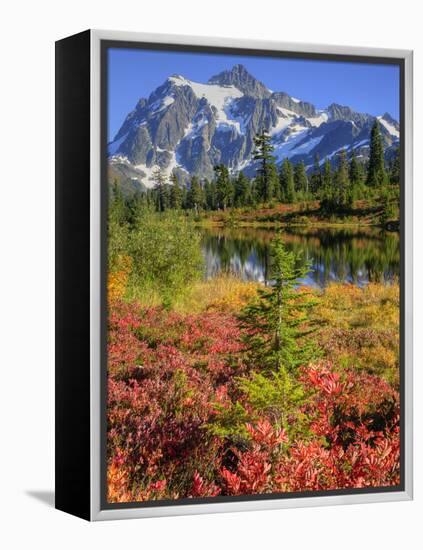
[{"x1": 1, "y1": 1, "x2": 421, "y2": 548}]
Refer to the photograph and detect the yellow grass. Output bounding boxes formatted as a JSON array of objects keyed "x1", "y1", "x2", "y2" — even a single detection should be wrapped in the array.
[
  {"x1": 178, "y1": 277, "x2": 400, "y2": 385},
  {"x1": 109, "y1": 263, "x2": 399, "y2": 386},
  {"x1": 317, "y1": 281, "x2": 399, "y2": 330},
  {"x1": 175, "y1": 275, "x2": 259, "y2": 313},
  {"x1": 316, "y1": 281, "x2": 399, "y2": 386}
]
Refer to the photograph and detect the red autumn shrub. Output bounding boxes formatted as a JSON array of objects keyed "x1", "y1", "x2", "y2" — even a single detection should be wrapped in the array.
[
  {"x1": 190, "y1": 471, "x2": 220, "y2": 498},
  {"x1": 221, "y1": 362, "x2": 399, "y2": 495},
  {"x1": 107, "y1": 300, "x2": 400, "y2": 503},
  {"x1": 107, "y1": 300, "x2": 244, "y2": 502}
]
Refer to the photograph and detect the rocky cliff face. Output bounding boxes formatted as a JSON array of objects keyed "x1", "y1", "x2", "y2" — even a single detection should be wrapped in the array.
[{"x1": 108, "y1": 64, "x2": 399, "y2": 189}]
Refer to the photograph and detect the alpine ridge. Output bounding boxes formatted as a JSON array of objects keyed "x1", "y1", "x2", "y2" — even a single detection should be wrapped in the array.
[{"x1": 108, "y1": 64, "x2": 400, "y2": 190}]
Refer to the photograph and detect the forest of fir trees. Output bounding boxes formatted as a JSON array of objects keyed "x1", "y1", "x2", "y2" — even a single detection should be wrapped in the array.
[{"x1": 111, "y1": 120, "x2": 400, "y2": 220}]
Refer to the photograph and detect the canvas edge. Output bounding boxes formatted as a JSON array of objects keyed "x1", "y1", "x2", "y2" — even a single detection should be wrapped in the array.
[
  {"x1": 403, "y1": 48, "x2": 413, "y2": 501},
  {"x1": 55, "y1": 29, "x2": 92, "y2": 521},
  {"x1": 89, "y1": 29, "x2": 413, "y2": 521}
]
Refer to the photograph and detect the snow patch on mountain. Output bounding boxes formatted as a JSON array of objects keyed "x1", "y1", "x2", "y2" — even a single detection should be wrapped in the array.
[
  {"x1": 378, "y1": 116, "x2": 400, "y2": 138},
  {"x1": 150, "y1": 95, "x2": 175, "y2": 114},
  {"x1": 318, "y1": 145, "x2": 351, "y2": 165},
  {"x1": 169, "y1": 75, "x2": 244, "y2": 133},
  {"x1": 294, "y1": 135, "x2": 325, "y2": 154},
  {"x1": 308, "y1": 111, "x2": 329, "y2": 127},
  {"x1": 352, "y1": 139, "x2": 370, "y2": 149},
  {"x1": 183, "y1": 121, "x2": 201, "y2": 139},
  {"x1": 273, "y1": 128, "x2": 310, "y2": 160},
  {"x1": 110, "y1": 154, "x2": 131, "y2": 165},
  {"x1": 133, "y1": 162, "x2": 160, "y2": 185},
  {"x1": 132, "y1": 150, "x2": 186, "y2": 186},
  {"x1": 271, "y1": 110, "x2": 295, "y2": 136}
]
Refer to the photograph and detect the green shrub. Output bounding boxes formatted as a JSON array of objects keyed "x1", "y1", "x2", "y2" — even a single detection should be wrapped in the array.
[{"x1": 109, "y1": 208, "x2": 204, "y2": 307}]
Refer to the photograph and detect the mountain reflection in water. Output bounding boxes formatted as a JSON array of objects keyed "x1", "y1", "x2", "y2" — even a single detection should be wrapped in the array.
[{"x1": 200, "y1": 226, "x2": 399, "y2": 287}]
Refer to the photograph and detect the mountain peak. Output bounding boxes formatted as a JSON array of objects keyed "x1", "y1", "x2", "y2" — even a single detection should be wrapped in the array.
[
  {"x1": 167, "y1": 74, "x2": 191, "y2": 86},
  {"x1": 209, "y1": 63, "x2": 251, "y2": 80},
  {"x1": 109, "y1": 65, "x2": 399, "y2": 189},
  {"x1": 377, "y1": 113, "x2": 399, "y2": 139},
  {"x1": 328, "y1": 103, "x2": 366, "y2": 123},
  {"x1": 208, "y1": 64, "x2": 271, "y2": 98},
  {"x1": 381, "y1": 112, "x2": 397, "y2": 125},
  {"x1": 228, "y1": 63, "x2": 252, "y2": 76},
  {"x1": 328, "y1": 103, "x2": 354, "y2": 117}
]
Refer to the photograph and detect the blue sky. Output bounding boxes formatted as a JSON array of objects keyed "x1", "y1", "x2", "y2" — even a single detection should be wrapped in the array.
[{"x1": 108, "y1": 47, "x2": 400, "y2": 141}]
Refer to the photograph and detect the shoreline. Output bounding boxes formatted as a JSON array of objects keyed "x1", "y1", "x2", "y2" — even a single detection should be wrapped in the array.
[
  {"x1": 191, "y1": 201, "x2": 399, "y2": 231},
  {"x1": 194, "y1": 219, "x2": 399, "y2": 230}
]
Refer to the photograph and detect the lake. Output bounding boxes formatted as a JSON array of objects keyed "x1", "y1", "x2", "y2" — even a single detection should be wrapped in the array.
[{"x1": 200, "y1": 226, "x2": 400, "y2": 287}]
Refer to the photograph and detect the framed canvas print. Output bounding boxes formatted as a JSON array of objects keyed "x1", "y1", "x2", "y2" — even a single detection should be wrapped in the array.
[{"x1": 55, "y1": 29, "x2": 413, "y2": 521}]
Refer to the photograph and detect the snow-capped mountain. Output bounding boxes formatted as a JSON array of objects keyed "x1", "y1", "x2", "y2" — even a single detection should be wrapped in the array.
[{"x1": 108, "y1": 64, "x2": 400, "y2": 189}]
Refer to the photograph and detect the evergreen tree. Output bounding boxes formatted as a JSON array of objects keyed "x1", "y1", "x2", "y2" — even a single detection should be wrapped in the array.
[
  {"x1": 125, "y1": 192, "x2": 142, "y2": 226},
  {"x1": 334, "y1": 149, "x2": 350, "y2": 208},
  {"x1": 279, "y1": 158, "x2": 295, "y2": 203},
  {"x1": 389, "y1": 147, "x2": 400, "y2": 185},
  {"x1": 214, "y1": 164, "x2": 234, "y2": 210},
  {"x1": 204, "y1": 179, "x2": 217, "y2": 210},
  {"x1": 169, "y1": 172, "x2": 183, "y2": 209},
  {"x1": 320, "y1": 158, "x2": 333, "y2": 211},
  {"x1": 234, "y1": 171, "x2": 252, "y2": 207},
  {"x1": 294, "y1": 161, "x2": 309, "y2": 195},
  {"x1": 367, "y1": 119, "x2": 388, "y2": 187},
  {"x1": 322, "y1": 158, "x2": 332, "y2": 192},
  {"x1": 309, "y1": 154, "x2": 322, "y2": 194},
  {"x1": 253, "y1": 129, "x2": 277, "y2": 202},
  {"x1": 379, "y1": 186, "x2": 397, "y2": 227},
  {"x1": 349, "y1": 149, "x2": 365, "y2": 202},
  {"x1": 268, "y1": 163, "x2": 280, "y2": 201},
  {"x1": 146, "y1": 189, "x2": 155, "y2": 209},
  {"x1": 249, "y1": 178, "x2": 259, "y2": 206},
  {"x1": 181, "y1": 183, "x2": 188, "y2": 210},
  {"x1": 239, "y1": 238, "x2": 319, "y2": 373},
  {"x1": 140, "y1": 191, "x2": 151, "y2": 210},
  {"x1": 152, "y1": 168, "x2": 169, "y2": 212},
  {"x1": 109, "y1": 179, "x2": 126, "y2": 224},
  {"x1": 349, "y1": 149, "x2": 364, "y2": 187},
  {"x1": 186, "y1": 176, "x2": 204, "y2": 213}
]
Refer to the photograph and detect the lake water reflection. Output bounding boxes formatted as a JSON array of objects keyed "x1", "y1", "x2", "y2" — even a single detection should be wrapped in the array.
[{"x1": 201, "y1": 226, "x2": 400, "y2": 287}]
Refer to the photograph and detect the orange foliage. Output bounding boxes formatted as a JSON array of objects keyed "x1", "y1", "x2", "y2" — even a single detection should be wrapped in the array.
[{"x1": 108, "y1": 255, "x2": 132, "y2": 301}]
